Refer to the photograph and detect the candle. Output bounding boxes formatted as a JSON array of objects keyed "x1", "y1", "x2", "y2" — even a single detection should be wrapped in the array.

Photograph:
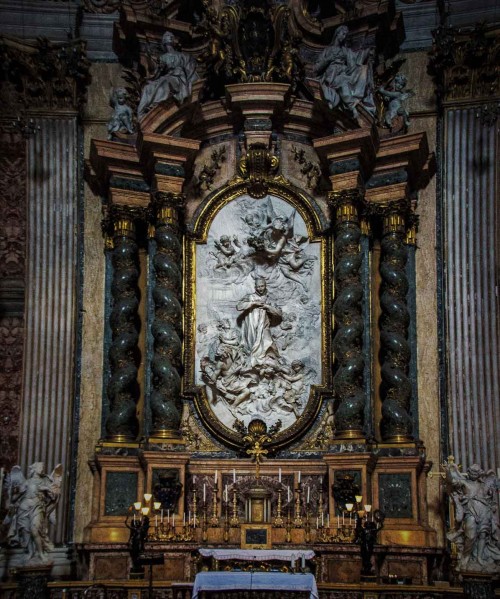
[
  {"x1": 291, "y1": 558, "x2": 295, "y2": 570},
  {"x1": 172, "y1": 514, "x2": 175, "y2": 528},
  {"x1": 327, "y1": 514, "x2": 330, "y2": 528},
  {"x1": 337, "y1": 515, "x2": 340, "y2": 528},
  {"x1": 225, "y1": 484, "x2": 228, "y2": 502},
  {"x1": 298, "y1": 471, "x2": 301, "y2": 483},
  {"x1": 316, "y1": 516, "x2": 319, "y2": 529},
  {"x1": 203, "y1": 483, "x2": 206, "y2": 502},
  {"x1": 215, "y1": 470, "x2": 218, "y2": 483},
  {"x1": 233, "y1": 468, "x2": 236, "y2": 483},
  {"x1": 321, "y1": 512, "x2": 324, "y2": 527},
  {"x1": 161, "y1": 509, "x2": 164, "y2": 523},
  {"x1": 307, "y1": 486, "x2": 310, "y2": 503},
  {"x1": 301, "y1": 556, "x2": 305, "y2": 569},
  {"x1": 167, "y1": 509, "x2": 170, "y2": 525},
  {"x1": 287, "y1": 486, "x2": 291, "y2": 503},
  {"x1": 342, "y1": 512, "x2": 345, "y2": 526},
  {"x1": 133, "y1": 513, "x2": 136, "y2": 524},
  {"x1": 155, "y1": 514, "x2": 158, "y2": 527},
  {"x1": 279, "y1": 468, "x2": 282, "y2": 483}
]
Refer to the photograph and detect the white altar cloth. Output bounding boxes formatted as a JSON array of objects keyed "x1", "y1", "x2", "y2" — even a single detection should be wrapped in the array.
[
  {"x1": 192, "y1": 572, "x2": 319, "y2": 599},
  {"x1": 198, "y1": 548, "x2": 315, "y2": 561}
]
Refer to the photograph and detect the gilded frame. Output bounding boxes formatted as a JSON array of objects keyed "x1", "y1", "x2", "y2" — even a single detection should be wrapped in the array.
[{"x1": 183, "y1": 180, "x2": 332, "y2": 451}]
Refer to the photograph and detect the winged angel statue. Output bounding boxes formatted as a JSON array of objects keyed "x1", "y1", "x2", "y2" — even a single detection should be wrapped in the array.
[
  {"x1": 444, "y1": 460, "x2": 500, "y2": 573},
  {"x1": 2, "y1": 463, "x2": 63, "y2": 564}
]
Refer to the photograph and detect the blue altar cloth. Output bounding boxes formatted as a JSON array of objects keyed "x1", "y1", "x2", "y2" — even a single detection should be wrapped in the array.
[{"x1": 192, "y1": 572, "x2": 319, "y2": 599}]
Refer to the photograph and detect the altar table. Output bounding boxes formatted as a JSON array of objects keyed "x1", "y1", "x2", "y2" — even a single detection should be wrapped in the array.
[
  {"x1": 198, "y1": 549, "x2": 315, "y2": 562},
  {"x1": 192, "y1": 572, "x2": 319, "y2": 599}
]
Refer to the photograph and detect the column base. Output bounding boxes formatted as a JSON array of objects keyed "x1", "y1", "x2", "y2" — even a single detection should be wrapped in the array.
[{"x1": 335, "y1": 429, "x2": 366, "y2": 441}]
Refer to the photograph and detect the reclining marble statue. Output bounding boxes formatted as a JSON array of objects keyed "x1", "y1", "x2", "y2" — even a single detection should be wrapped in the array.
[{"x1": 2, "y1": 462, "x2": 63, "y2": 565}]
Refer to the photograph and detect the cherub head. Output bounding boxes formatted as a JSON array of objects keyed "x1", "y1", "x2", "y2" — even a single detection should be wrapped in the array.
[
  {"x1": 393, "y1": 74, "x2": 407, "y2": 91},
  {"x1": 467, "y1": 464, "x2": 484, "y2": 481},
  {"x1": 111, "y1": 87, "x2": 128, "y2": 107},
  {"x1": 291, "y1": 360, "x2": 304, "y2": 373},
  {"x1": 219, "y1": 235, "x2": 231, "y2": 247},
  {"x1": 29, "y1": 462, "x2": 45, "y2": 477}
]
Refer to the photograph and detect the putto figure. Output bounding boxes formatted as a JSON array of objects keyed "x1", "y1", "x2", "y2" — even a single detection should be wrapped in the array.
[
  {"x1": 3, "y1": 463, "x2": 63, "y2": 564},
  {"x1": 107, "y1": 87, "x2": 135, "y2": 139},
  {"x1": 314, "y1": 25, "x2": 375, "y2": 119},
  {"x1": 444, "y1": 459, "x2": 500, "y2": 573},
  {"x1": 378, "y1": 74, "x2": 413, "y2": 130},
  {"x1": 138, "y1": 31, "x2": 198, "y2": 119}
]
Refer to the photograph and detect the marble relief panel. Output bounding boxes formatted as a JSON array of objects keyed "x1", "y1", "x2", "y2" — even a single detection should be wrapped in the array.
[{"x1": 195, "y1": 193, "x2": 322, "y2": 433}]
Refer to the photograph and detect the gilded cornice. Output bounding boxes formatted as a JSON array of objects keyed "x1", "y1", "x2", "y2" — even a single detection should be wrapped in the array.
[
  {"x1": 0, "y1": 35, "x2": 90, "y2": 115},
  {"x1": 430, "y1": 23, "x2": 500, "y2": 106}
]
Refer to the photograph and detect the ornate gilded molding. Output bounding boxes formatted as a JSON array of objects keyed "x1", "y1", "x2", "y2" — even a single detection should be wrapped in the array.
[
  {"x1": 194, "y1": 146, "x2": 226, "y2": 196},
  {"x1": 195, "y1": 2, "x2": 304, "y2": 92},
  {"x1": 184, "y1": 180, "x2": 331, "y2": 452},
  {"x1": 0, "y1": 36, "x2": 91, "y2": 114},
  {"x1": 430, "y1": 23, "x2": 499, "y2": 104},
  {"x1": 291, "y1": 146, "x2": 322, "y2": 192},
  {"x1": 237, "y1": 143, "x2": 280, "y2": 199}
]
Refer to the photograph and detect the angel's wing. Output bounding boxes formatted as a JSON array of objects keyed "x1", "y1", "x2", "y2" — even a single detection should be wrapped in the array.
[
  {"x1": 49, "y1": 464, "x2": 63, "y2": 489},
  {"x1": 4, "y1": 466, "x2": 26, "y2": 509},
  {"x1": 265, "y1": 197, "x2": 278, "y2": 224},
  {"x1": 285, "y1": 209, "x2": 296, "y2": 239}
]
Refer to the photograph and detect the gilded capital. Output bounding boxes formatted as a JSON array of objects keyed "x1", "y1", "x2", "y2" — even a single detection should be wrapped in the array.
[
  {"x1": 328, "y1": 189, "x2": 363, "y2": 224},
  {"x1": 151, "y1": 192, "x2": 185, "y2": 226},
  {"x1": 102, "y1": 205, "x2": 145, "y2": 240}
]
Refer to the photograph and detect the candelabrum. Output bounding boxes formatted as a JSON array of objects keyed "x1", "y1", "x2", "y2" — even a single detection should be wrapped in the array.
[
  {"x1": 293, "y1": 482, "x2": 303, "y2": 528},
  {"x1": 273, "y1": 488, "x2": 285, "y2": 528},
  {"x1": 285, "y1": 508, "x2": 292, "y2": 543},
  {"x1": 229, "y1": 488, "x2": 240, "y2": 527},
  {"x1": 210, "y1": 482, "x2": 220, "y2": 527}
]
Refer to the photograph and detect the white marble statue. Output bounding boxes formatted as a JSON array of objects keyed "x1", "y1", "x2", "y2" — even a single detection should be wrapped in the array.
[
  {"x1": 444, "y1": 460, "x2": 500, "y2": 573},
  {"x1": 107, "y1": 87, "x2": 135, "y2": 139},
  {"x1": 196, "y1": 195, "x2": 321, "y2": 432},
  {"x1": 3, "y1": 463, "x2": 63, "y2": 564},
  {"x1": 314, "y1": 25, "x2": 376, "y2": 119},
  {"x1": 378, "y1": 74, "x2": 413, "y2": 129},
  {"x1": 138, "y1": 31, "x2": 198, "y2": 119}
]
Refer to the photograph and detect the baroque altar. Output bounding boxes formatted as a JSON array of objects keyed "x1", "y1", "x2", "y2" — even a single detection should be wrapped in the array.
[{"x1": 78, "y1": 0, "x2": 440, "y2": 588}]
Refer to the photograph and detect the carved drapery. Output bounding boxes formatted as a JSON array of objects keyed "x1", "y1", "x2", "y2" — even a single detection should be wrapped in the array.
[
  {"x1": 150, "y1": 192, "x2": 185, "y2": 439},
  {"x1": 104, "y1": 207, "x2": 141, "y2": 442},
  {"x1": 329, "y1": 190, "x2": 366, "y2": 439},
  {"x1": 379, "y1": 211, "x2": 413, "y2": 442}
]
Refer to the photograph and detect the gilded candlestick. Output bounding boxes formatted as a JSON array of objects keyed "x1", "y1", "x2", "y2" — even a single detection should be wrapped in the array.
[
  {"x1": 229, "y1": 488, "x2": 239, "y2": 527},
  {"x1": 294, "y1": 482, "x2": 303, "y2": 527},
  {"x1": 210, "y1": 483, "x2": 219, "y2": 527},
  {"x1": 274, "y1": 488, "x2": 284, "y2": 528}
]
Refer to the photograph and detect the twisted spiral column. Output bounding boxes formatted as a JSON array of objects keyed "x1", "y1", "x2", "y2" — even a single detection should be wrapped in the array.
[
  {"x1": 150, "y1": 192, "x2": 184, "y2": 439},
  {"x1": 379, "y1": 212, "x2": 413, "y2": 442},
  {"x1": 105, "y1": 209, "x2": 141, "y2": 441},
  {"x1": 329, "y1": 190, "x2": 366, "y2": 439}
]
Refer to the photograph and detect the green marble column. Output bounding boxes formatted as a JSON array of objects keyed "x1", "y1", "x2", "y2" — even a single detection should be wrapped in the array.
[
  {"x1": 329, "y1": 190, "x2": 366, "y2": 440},
  {"x1": 150, "y1": 192, "x2": 184, "y2": 439}
]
